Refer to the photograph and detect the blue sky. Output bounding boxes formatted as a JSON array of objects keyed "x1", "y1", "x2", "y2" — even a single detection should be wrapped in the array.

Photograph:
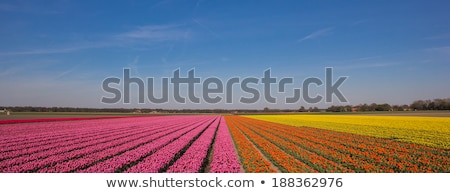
[{"x1": 1, "y1": 0, "x2": 450, "y2": 109}]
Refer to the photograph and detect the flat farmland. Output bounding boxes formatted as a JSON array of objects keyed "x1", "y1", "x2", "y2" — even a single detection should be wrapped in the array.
[
  {"x1": 1, "y1": 114, "x2": 448, "y2": 173},
  {"x1": 0, "y1": 116, "x2": 240, "y2": 173}
]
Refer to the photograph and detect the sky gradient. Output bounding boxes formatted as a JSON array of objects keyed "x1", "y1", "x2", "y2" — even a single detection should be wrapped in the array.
[{"x1": 1, "y1": 0, "x2": 450, "y2": 109}]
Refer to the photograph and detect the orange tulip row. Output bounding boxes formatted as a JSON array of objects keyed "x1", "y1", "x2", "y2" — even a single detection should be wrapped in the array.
[
  {"x1": 277, "y1": 122, "x2": 449, "y2": 167},
  {"x1": 225, "y1": 116, "x2": 449, "y2": 173},
  {"x1": 249, "y1": 118, "x2": 448, "y2": 172},
  {"x1": 226, "y1": 117, "x2": 278, "y2": 173},
  {"x1": 231, "y1": 118, "x2": 353, "y2": 172},
  {"x1": 227, "y1": 117, "x2": 316, "y2": 172}
]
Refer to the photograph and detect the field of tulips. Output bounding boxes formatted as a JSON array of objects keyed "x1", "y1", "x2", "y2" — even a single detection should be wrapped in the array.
[
  {"x1": 0, "y1": 116, "x2": 241, "y2": 173},
  {"x1": 225, "y1": 116, "x2": 449, "y2": 172},
  {"x1": 1, "y1": 114, "x2": 448, "y2": 173}
]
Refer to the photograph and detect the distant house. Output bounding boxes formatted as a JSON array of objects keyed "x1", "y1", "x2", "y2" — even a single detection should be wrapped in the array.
[{"x1": 0, "y1": 107, "x2": 6, "y2": 113}]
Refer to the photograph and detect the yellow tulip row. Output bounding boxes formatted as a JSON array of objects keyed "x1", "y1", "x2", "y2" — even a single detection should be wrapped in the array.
[{"x1": 245, "y1": 115, "x2": 450, "y2": 149}]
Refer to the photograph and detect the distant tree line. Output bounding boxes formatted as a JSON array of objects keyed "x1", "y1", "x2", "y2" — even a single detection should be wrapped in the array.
[
  {"x1": 324, "y1": 98, "x2": 450, "y2": 112},
  {"x1": 409, "y1": 98, "x2": 450, "y2": 110},
  {"x1": 2, "y1": 98, "x2": 449, "y2": 114},
  {"x1": 297, "y1": 106, "x2": 321, "y2": 112},
  {"x1": 2, "y1": 106, "x2": 264, "y2": 114}
]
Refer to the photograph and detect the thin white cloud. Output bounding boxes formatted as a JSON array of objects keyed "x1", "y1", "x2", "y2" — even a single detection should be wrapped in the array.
[
  {"x1": 0, "y1": 43, "x2": 108, "y2": 56},
  {"x1": 334, "y1": 56, "x2": 382, "y2": 64},
  {"x1": 321, "y1": 56, "x2": 386, "y2": 70},
  {"x1": 350, "y1": 56, "x2": 381, "y2": 61},
  {"x1": 298, "y1": 27, "x2": 333, "y2": 43},
  {"x1": 0, "y1": 47, "x2": 79, "y2": 56},
  {"x1": 55, "y1": 67, "x2": 78, "y2": 80},
  {"x1": 0, "y1": 24, "x2": 189, "y2": 57},
  {"x1": 339, "y1": 62, "x2": 399, "y2": 70},
  {"x1": 116, "y1": 25, "x2": 189, "y2": 41}
]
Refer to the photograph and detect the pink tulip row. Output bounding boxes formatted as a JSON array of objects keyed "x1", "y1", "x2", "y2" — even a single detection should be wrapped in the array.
[
  {"x1": 0, "y1": 115, "x2": 245, "y2": 173},
  {"x1": 1, "y1": 124, "x2": 130, "y2": 154},
  {"x1": 1, "y1": 121, "x2": 103, "y2": 146},
  {"x1": 0, "y1": 116, "x2": 212, "y2": 172},
  {"x1": 0, "y1": 117, "x2": 155, "y2": 149},
  {"x1": 166, "y1": 117, "x2": 220, "y2": 172},
  {"x1": 0, "y1": 117, "x2": 192, "y2": 170},
  {"x1": 0, "y1": 118, "x2": 132, "y2": 141},
  {"x1": 84, "y1": 117, "x2": 217, "y2": 173},
  {"x1": 0, "y1": 116, "x2": 173, "y2": 148},
  {"x1": 0, "y1": 116, "x2": 128, "y2": 125},
  {"x1": 0, "y1": 116, "x2": 193, "y2": 158},
  {"x1": 126, "y1": 117, "x2": 220, "y2": 173},
  {"x1": 2, "y1": 122, "x2": 179, "y2": 172},
  {"x1": 1, "y1": 122, "x2": 158, "y2": 160},
  {"x1": 209, "y1": 117, "x2": 242, "y2": 173},
  {"x1": 37, "y1": 119, "x2": 205, "y2": 173}
]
